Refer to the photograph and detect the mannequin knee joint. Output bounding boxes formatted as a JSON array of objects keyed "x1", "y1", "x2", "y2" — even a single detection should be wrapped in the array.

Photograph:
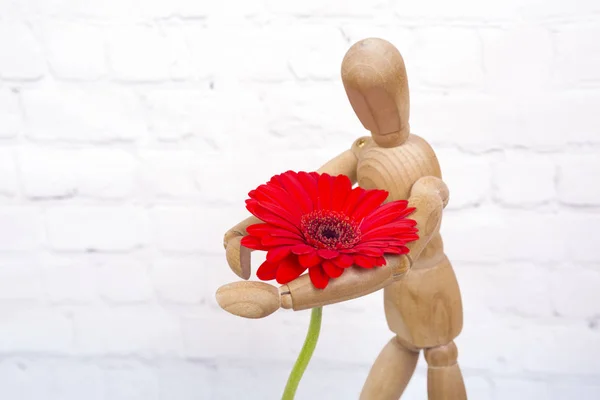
[{"x1": 424, "y1": 341, "x2": 458, "y2": 368}]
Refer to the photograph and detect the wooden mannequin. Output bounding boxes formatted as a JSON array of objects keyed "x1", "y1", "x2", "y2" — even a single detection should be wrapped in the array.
[{"x1": 216, "y1": 38, "x2": 467, "y2": 400}]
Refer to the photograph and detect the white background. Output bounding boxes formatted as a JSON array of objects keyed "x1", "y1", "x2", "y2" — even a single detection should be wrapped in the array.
[{"x1": 0, "y1": 0, "x2": 599, "y2": 399}]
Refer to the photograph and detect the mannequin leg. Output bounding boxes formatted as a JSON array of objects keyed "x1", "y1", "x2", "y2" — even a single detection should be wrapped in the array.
[
  {"x1": 424, "y1": 341, "x2": 467, "y2": 400},
  {"x1": 360, "y1": 336, "x2": 420, "y2": 400}
]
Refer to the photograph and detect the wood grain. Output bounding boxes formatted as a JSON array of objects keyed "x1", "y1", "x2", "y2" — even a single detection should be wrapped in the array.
[
  {"x1": 216, "y1": 281, "x2": 280, "y2": 319},
  {"x1": 425, "y1": 342, "x2": 467, "y2": 400},
  {"x1": 342, "y1": 38, "x2": 410, "y2": 148},
  {"x1": 360, "y1": 336, "x2": 419, "y2": 400},
  {"x1": 216, "y1": 37, "x2": 467, "y2": 399}
]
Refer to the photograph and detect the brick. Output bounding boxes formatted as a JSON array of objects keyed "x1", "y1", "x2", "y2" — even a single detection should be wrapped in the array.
[
  {"x1": 22, "y1": 0, "x2": 138, "y2": 19},
  {"x1": 0, "y1": 306, "x2": 73, "y2": 353},
  {"x1": 74, "y1": 307, "x2": 182, "y2": 356},
  {"x1": 196, "y1": 150, "x2": 318, "y2": 205},
  {"x1": 19, "y1": 147, "x2": 136, "y2": 199},
  {"x1": 0, "y1": 360, "x2": 28, "y2": 400},
  {"x1": 392, "y1": 0, "x2": 524, "y2": 20},
  {"x1": 26, "y1": 360, "x2": 104, "y2": 400},
  {"x1": 213, "y1": 359, "x2": 370, "y2": 399},
  {"x1": 181, "y1": 312, "x2": 309, "y2": 361},
  {"x1": 199, "y1": 254, "x2": 261, "y2": 300},
  {"x1": 481, "y1": 26, "x2": 553, "y2": 93},
  {"x1": 493, "y1": 152, "x2": 556, "y2": 207},
  {"x1": 0, "y1": 21, "x2": 45, "y2": 80},
  {"x1": 0, "y1": 206, "x2": 43, "y2": 251},
  {"x1": 151, "y1": 258, "x2": 206, "y2": 304},
  {"x1": 151, "y1": 206, "x2": 248, "y2": 254},
  {"x1": 557, "y1": 154, "x2": 600, "y2": 206},
  {"x1": 261, "y1": 82, "x2": 360, "y2": 151},
  {"x1": 550, "y1": 266, "x2": 600, "y2": 319},
  {"x1": 106, "y1": 25, "x2": 192, "y2": 82},
  {"x1": 436, "y1": 149, "x2": 491, "y2": 209},
  {"x1": 140, "y1": 0, "x2": 212, "y2": 19},
  {"x1": 443, "y1": 208, "x2": 568, "y2": 263},
  {"x1": 413, "y1": 90, "x2": 600, "y2": 152},
  {"x1": 267, "y1": 0, "x2": 387, "y2": 17},
  {"x1": 493, "y1": 378, "x2": 550, "y2": 399},
  {"x1": 158, "y1": 361, "x2": 214, "y2": 400},
  {"x1": 341, "y1": 26, "x2": 416, "y2": 64},
  {"x1": 0, "y1": 148, "x2": 17, "y2": 197},
  {"x1": 410, "y1": 94, "x2": 502, "y2": 151},
  {"x1": 562, "y1": 212, "x2": 600, "y2": 262},
  {"x1": 139, "y1": 150, "x2": 199, "y2": 199},
  {"x1": 0, "y1": 257, "x2": 42, "y2": 300},
  {"x1": 185, "y1": 24, "x2": 292, "y2": 82},
  {"x1": 550, "y1": 379, "x2": 600, "y2": 400},
  {"x1": 45, "y1": 206, "x2": 149, "y2": 251},
  {"x1": 458, "y1": 263, "x2": 553, "y2": 317},
  {"x1": 285, "y1": 25, "x2": 348, "y2": 81},
  {"x1": 459, "y1": 316, "x2": 600, "y2": 375},
  {"x1": 38, "y1": 21, "x2": 107, "y2": 80},
  {"x1": 22, "y1": 85, "x2": 146, "y2": 142},
  {"x1": 463, "y1": 375, "x2": 493, "y2": 400},
  {"x1": 42, "y1": 257, "x2": 98, "y2": 303},
  {"x1": 97, "y1": 258, "x2": 153, "y2": 303},
  {"x1": 554, "y1": 23, "x2": 600, "y2": 84},
  {"x1": 104, "y1": 363, "x2": 159, "y2": 400},
  {"x1": 212, "y1": 360, "x2": 291, "y2": 399},
  {"x1": 0, "y1": 89, "x2": 22, "y2": 138},
  {"x1": 140, "y1": 89, "x2": 214, "y2": 142},
  {"x1": 203, "y1": 149, "x2": 342, "y2": 201},
  {"x1": 413, "y1": 28, "x2": 483, "y2": 87}
]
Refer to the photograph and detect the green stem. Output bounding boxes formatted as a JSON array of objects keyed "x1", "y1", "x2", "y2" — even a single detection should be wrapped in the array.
[{"x1": 281, "y1": 307, "x2": 323, "y2": 400}]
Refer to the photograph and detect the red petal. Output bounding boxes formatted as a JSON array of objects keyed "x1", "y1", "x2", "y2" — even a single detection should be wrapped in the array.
[
  {"x1": 291, "y1": 244, "x2": 315, "y2": 255},
  {"x1": 317, "y1": 173, "x2": 333, "y2": 210},
  {"x1": 354, "y1": 255, "x2": 379, "y2": 269},
  {"x1": 278, "y1": 171, "x2": 314, "y2": 214},
  {"x1": 317, "y1": 249, "x2": 339, "y2": 259},
  {"x1": 342, "y1": 187, "x2": 367, "y2": 216},
  {"x1": 361, "y1": 204, "x2": 416, "y2": 233},
  {"x1": 353, "y1": 247, "x2": 383, "y2": 257},
  {"x1": 361, "y1": 226, "x2": 419, "y2": 242},
  {"x1": 248, "y1": 188, "x2": 302, "y2": 225},
  {"x1": 260, "y1": 177, "x2": 306, "y2": 219},
  {"x1": 297, "y1": 171, "x2": 318, "y2": 206},
  {"x1": 266, "y1": 246, "x2": 293, "y2": 263},
  {"x1": 256, "y1": 260, "x2": 278, "y2": 280},
  {"x1": 331, "y1": 174, "x2": 352, "y2": 211},
  {"x1": 246, "y1": 223, "x2": 302, "y2": 240},
  {"x1": 322, "y1": 261, "x2": 344, "y2": 278},
  {"x1": 351, "y1": 190, "x2": 389, "y2": 221},
  {"x1": 240, "y1": 235, "x2": 266, "y2": 250},
  {"x1": 246, "y1": 201, "x2": 301, "y2": 234},
  {"x1": 362, "y1": 200, "x2": 411, "y2": 221},
  {"x1": 276, "y1": 258, "x2": 307, "y2": 284},
  {"x1": 382, "y1": 246, "x2": 409, "y2": 255},
  {"x1": 298, "y1": 252, "x2": 321, "y2": 267},
  {"x1": 354, "y1": 240, "x2": 402, "y2": 247},
  {"x1": 309, "y1": 266, "x2": 329, "y2": 289},
  {"x1": 332, "y1": 254, "x2": 354, "y2": 268},
  {"x1": 261, "y1": 236, "x2": 304, "y2": 247}
]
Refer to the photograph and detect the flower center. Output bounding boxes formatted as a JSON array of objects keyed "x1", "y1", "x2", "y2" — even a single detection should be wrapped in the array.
[{"x1": 300, "y1": 210, "x2": 361, "y2": 249}]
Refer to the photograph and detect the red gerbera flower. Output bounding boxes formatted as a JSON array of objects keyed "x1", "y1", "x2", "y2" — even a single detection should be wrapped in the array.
[{"x1": 240, "y1": 171, "x2": 418, "y2": 289}]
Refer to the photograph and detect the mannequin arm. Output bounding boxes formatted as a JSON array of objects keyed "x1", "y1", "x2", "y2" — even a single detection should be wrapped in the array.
[
  {"x1": 223, "y1": 148, "x2": 359, "y2": 279},
  {"x1": 279, "y1": 176, "x2": 447, "y2": 311},
  {"x1": 216, "y1": 176, "x2": 448, "y2": 317}
]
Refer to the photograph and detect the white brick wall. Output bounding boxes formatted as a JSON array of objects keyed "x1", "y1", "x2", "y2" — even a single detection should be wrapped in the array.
[{"x1": 0, "y1": 1, "x2": 598, "y2": 399}]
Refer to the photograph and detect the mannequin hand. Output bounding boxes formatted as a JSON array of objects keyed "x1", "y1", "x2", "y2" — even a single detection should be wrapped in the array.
[{"x1": 216, "y1": 281, "x2": 281, "y2": 319}]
